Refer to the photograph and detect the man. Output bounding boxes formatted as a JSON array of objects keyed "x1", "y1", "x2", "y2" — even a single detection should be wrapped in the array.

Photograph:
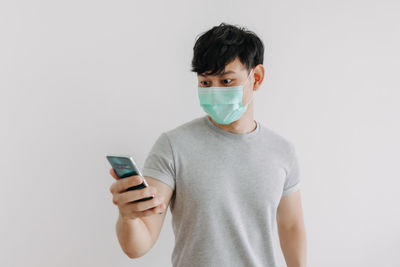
[{"x1": 109, "y1": 22, "x2": 307, "y2": 267}]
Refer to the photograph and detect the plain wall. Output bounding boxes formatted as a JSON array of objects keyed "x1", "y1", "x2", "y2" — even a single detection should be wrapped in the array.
[{"x1": 1, "y1": 0, "x2": 399, "y2": 266}]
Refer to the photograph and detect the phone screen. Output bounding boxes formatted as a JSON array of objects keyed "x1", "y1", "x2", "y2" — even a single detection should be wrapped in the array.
[{"x1": 107, "y1": 156, "x2": 139, "y2": 178}]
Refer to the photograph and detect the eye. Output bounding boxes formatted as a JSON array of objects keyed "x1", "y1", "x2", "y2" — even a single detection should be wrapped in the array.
[
  {"x1": 223, "y1": 79, "x2": 232, "y2": 85},
  {"x1": 200, "y1": 81, "x2": 209, "y2": 87}
]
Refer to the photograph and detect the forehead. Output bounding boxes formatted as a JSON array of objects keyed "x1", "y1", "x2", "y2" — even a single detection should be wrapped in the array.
[{"x1": 198, "y1": 58, "x2": 246, "y2": 77}]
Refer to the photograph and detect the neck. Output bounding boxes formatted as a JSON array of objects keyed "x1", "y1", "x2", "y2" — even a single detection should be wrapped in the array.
[{"x1": 207, "y1": 102, "x2": 256, "y2": 134}]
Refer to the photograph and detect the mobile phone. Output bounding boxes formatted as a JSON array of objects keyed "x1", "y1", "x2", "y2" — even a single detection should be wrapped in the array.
[{"x1": 106, "y1": 154, "x2": 154, "y2": 202}]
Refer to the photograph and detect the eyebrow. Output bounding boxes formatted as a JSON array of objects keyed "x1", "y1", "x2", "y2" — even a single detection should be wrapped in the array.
[{"x1": 199, "y1": 70, "x2": 236, "y2": 77}]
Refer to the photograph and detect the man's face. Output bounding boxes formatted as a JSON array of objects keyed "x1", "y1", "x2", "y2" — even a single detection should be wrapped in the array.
[{"x1": 197, "y1": 57, "x2": 255, "y2": 106}]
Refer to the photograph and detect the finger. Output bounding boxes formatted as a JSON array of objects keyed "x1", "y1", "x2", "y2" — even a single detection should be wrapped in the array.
[
  {"x1": 149, "y1": 203, "x2": 166, "y2": 215},
  {"x1": 109, "y1": 168, "x2": 120, "y2": 180},
  {"x1": 149, "y1": 202, "x2": 166, "y2": 215},
  {"x1": 110, "y1": 176, "x2": 141, "y2": 195},
  {"x1": 132, "y1": 196, "x2": 164, "y2": 212},
  {"x1": 128, "y1": 202, "x2": 165, "y2": 218},
  {"x1": 119, "y1": 175, "x2": 145, "y2": 192},
  {"x1": 117, "y1": 186, "x2": 156, "y2": 205},
  {"x1": 109, "y1": 182, "x2": 116, "y2": 194}
]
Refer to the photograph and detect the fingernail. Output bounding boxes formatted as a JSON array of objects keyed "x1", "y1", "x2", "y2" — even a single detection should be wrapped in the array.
[{"x1": 158, "y1": 207, "x2": 164, "y2": 214}]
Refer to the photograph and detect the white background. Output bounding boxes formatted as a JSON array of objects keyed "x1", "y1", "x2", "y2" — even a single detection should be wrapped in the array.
[{"x1": 1, "y1": 0, "x2": 399, "y2": 266}]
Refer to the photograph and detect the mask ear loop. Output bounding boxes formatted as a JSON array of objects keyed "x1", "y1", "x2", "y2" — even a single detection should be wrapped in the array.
[{"x1": 242, "y1": 68, "x2": 255, "y2": 106}]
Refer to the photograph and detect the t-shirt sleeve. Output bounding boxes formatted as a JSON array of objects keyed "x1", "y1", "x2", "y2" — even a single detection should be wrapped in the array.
[
  {"x1": 142, "y1": 132, "x2": 176, "y2": 191},
  {"x1": 282, "y1": 142, "x2": 301, "y2": 197}
]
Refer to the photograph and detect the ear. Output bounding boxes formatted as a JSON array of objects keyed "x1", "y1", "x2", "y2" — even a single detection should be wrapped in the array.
[{"x1": 252, "y1": 64, "x2": 265, "y2": 92}]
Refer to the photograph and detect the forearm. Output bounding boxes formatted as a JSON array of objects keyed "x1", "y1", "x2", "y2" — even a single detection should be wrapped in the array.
[
  {"x1": 278, "y1": 225, "x2": 307, "y2": 267},
  {"x1": 116, "y1": 214, "x2": 153, "y2": 258}
]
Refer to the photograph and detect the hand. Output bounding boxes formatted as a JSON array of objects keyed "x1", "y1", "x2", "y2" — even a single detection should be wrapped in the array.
[{"x1": 109, "y1": 168, "x2": 166, "y2": 220}]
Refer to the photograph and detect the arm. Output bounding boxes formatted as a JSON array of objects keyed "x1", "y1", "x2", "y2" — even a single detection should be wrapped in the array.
[
  {"x1": 116, "y1": 214, "x2": 153, "y2": 258},
  {"x1": 276, "y1": 190, "x2": 307, "y2": 267},
  {"x1": 115, "y1": 176, "x2": 174, "y2": 258}
]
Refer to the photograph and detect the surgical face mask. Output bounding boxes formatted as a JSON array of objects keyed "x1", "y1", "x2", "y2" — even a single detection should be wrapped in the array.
[{"x1": 198, "y1": 69, "x2": 254, "y2": 125}]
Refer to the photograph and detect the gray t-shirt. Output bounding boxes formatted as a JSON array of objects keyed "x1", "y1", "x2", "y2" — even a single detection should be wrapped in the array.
[{"x1": 142, "y1": 115, "x2": 301, "y2": 267}]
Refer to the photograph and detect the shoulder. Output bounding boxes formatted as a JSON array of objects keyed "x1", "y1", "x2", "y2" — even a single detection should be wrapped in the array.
[
  {"x1": 163, "y1": 116, "x2": 206, "y2": 140},
  {"x1": 258, "y1": 122, "x2": 296, "y2": 157}
]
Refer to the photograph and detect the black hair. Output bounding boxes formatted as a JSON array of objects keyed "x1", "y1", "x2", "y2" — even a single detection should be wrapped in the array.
[{"x1": 191, "y1": 22, "x2": 264, "y2": 76}]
